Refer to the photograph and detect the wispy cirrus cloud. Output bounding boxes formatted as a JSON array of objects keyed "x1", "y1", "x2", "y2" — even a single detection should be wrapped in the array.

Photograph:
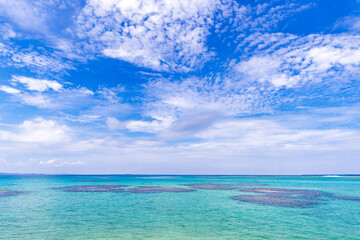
[
  {"x1": 0, "y1": 41, "x2": 75, "y2": 74},
  {"x1": 335, "y1": 15, "x2": 360, "y2": 32}
]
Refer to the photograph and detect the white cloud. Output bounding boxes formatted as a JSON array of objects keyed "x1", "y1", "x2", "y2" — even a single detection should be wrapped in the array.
[
  {"x1": 335, "y1": 15, "x2": 360, "y2": 32},
  {"x1": 71, "y1": 0, "x2": 222, "y2": 71},
  {"x1": 250, "y1": 2, "x2": 313, "y2": 31},
  {"x1": 12, "y1": 76, "x2": 62, "y2": 92},
  {"x1": 11, "y1": 51, "x2": 73, "y2": 73},
  {"x1": 38, "y1": 159, "x2": 84, "y2": 167},
  {"x1": 0, "y1": 118, "x2": 70, "y2": 144},
  {"x1": 106, "y1": 117, "x2": 170, "y2": 133},
  {"x1": 0, "y1": 0, "x2": 314, "y2": 74},
  {"x1": 70, "y1": 0, "x2": 313, "y2": 72},
  {"x1": 140, "y1": 76, "x2": 273, "y2": 135},
  {"x1": 0, "y1": 85, "x2": 20, "y2": 94},
  {"x1": 16, "y1": 118, "x2": 69, "y2": 144},
  {"x1": 20, "y1": 94, "x2": 51, "y2": 108},
  {"x1": 0, "y1": 106, "x2": 359, "y2": 174},
  {"x1": 106, "y1": 117, "x2": 123, "y2": 130},
  {"x1": 195, "y1": 118, "x2": 360, "y2": 151},
  {"x1": 125, "y1": 119, "x2": 169, "y2": 133},
  {"x1": 0, "y1": 23, "x2": 17, "y2": 39},
  {"x1": 0, "y1": 0, "x2": 79, "y2": 34},
  {"x1": 0, "y1": 0, "x2": 48, "y2": 32},
  {"x1": 0, "y1": 41, "x2": 74, "y2": 74},
  {"x1": 235, "y1": 33, "x2": 360, "y2": 87}
]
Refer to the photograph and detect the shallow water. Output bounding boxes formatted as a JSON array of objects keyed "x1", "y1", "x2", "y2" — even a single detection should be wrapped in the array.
[{"x1": 0, "y1": 175, "x2": 360, "y2": 239}]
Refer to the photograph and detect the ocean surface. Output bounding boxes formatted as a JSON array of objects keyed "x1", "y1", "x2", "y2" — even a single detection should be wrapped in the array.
[{"x1": 0, "y1": 175, "x2": 359, "y2": 239}]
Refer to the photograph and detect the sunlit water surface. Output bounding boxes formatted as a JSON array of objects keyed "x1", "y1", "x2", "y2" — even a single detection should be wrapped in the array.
[{"x1": 0, "y1": 175, "x2": 359, "y2": 239}]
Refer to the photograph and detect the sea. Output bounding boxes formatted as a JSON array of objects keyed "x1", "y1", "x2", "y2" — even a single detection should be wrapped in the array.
[{"x1": 0, "y1": 175, "x2": 359, "y2": 239}]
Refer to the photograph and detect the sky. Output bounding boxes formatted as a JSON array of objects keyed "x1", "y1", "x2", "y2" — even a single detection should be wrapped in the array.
[{"x1": 0, "y1": 0, "x2": 359, "y2": 174}]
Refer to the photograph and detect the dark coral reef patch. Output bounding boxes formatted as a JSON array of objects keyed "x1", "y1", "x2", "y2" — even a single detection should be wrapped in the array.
[
  {"x1": 0, "y1": 190, "x2": 28, "y2": 197},
  {"x1": 238, "y1": 188, "x2": 332, "y2": 201},
  {"x1": 231, "y1": 195, "x2": 319, "y2": 208},
  {"x1": 331, "y1": 195, "x2": 360, "y2": 201},
  {"x1": 126, "y1": 186, "x2": 195, "y2": 193},
  {"x1": 232, "y1": 187, "x2": 336, "y2": 208},
  {"x1": 232, "y1": 187, "x2": 360, "y2": 208},
  {"x1": 76, "y1": 180, "x2": 118, "y2": 182},
  {"x1": 232, "y1": 183, "x2": 267, "y2": 186},
  {"x1": 184, "y1": 184, "x2": 237, "y2": 190},
  {"x1": 184, "y1": 183, "x2": 266, "y2": 190}
]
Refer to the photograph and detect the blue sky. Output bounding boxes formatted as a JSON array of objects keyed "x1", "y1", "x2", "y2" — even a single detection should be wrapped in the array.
[{"x1": 0, "y1": 0, "x2": 359, "y2": 174}]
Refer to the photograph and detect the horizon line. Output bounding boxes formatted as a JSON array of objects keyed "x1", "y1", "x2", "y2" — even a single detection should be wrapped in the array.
[{"x1": 1, "y1": 173, "x2": 359, "y2": 176}]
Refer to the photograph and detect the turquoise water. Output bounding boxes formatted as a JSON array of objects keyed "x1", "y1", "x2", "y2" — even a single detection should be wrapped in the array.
[{"x1": 1, "y1": 175, "x2": 360, "y2": 239}]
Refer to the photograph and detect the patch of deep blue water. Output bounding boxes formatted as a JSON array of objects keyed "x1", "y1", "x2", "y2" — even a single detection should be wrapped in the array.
[{"x1": 0, "y1": 175, "x2": 359, "y2": 239}]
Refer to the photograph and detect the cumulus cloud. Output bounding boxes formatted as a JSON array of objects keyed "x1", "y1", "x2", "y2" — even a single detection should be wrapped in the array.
[
  {"x1": 19, "y1": 94, "x2": 51, "y2": 108},
  {"x1": 125, "y1": 119, "x2": 169, "y2": 133},
  {"x1": 0, "y1": 85, "x2": 20, "y2": 94},
  {"x1": 0, "y1": 0, "x2": 314, "y2": 74},
  {"x1": 71, "y1": 0, "x2": 222, "y2": 71},
  {"x1": 12, "y1": 76, "x2": 63, "y2": 92},
  {"x1": 0, "y1": 118, "x2": 70, "y2": 144},
  {"x1": 69, "y1": 0, "x2": 314, "y2": 72},
  {"x1": 1, "y1": 76, "x2": 97, "y2": 110},
  {"x1": 38, "y1": 159, "x2": 84, "y2": 167}
]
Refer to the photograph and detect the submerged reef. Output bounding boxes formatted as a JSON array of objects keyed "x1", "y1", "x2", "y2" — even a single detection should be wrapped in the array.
[
  {"x1": 231, "y1": 195, "x2": 318, "y2": 208},
  {"x1": 76, "y1": 180, "x2": 118, "y2": 182},
  {"x1": 126, "y1": 186, "x2": 195, "y2": 193},
  {"x1": 232, "y1": 187, "x2": 360, "y2": 208},
  {"x1": 0, "y1": 190, "x2": 27, "y2": 197},
  {"x1": 184, "y1": 184, "x2": 237, "y2": 190},
  {"x1": 51, "y1": 185, "x2": 127, "y2": 192},
  {"x1": 184, "y1": 183, "x2": 266, "y2": 190},
  {"x1": 232, "y1": 183, "x2": 267, "y2": 186},
  {"x1": 231, "y1": 187, "x2": 326, "y2": 208},
  {"x1": 238, "y1": 188, "x2": 332, "y2": 200},
  {"x1": 331, "y1": 195, "x2": 360, "y2": 201}
]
